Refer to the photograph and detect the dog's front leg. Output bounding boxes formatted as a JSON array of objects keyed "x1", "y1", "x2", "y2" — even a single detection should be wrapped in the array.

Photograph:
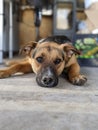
[
  {"x1": 0, "y1": 62, "x2": 32, "y2": 78},
  {"x1": 68, "y1": 63, "x2": 87, "y2": 85}
]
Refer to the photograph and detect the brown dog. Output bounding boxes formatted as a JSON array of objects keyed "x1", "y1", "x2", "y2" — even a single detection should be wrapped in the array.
[{"x1": 0, "y1": 36, "x2": 87, "y2": 87}]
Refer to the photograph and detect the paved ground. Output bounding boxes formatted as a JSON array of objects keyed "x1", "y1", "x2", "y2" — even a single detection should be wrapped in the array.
[{"x1": 0, "y1": 64, "x2": 98, "y2": 130}]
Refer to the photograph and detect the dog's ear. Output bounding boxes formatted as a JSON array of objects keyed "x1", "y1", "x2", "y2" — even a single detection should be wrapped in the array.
[
  {"x1": 19, "y1": 41, "x2": 38, "y2": 56},
  {"x1": 61, "y1": 43, "x2": 81, "y2": 58}
]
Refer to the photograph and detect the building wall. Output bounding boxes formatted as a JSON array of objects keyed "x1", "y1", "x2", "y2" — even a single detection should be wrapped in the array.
[{"x1": 19, "y1": 9, "x2": 53, "y2": 46}]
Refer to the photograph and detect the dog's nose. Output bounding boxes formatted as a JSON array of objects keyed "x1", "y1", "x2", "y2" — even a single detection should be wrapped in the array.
[
  {"x1": 42, "y1": 77, "x2": 54, "y2": 86},
  {"x1": 42, "y1": 76, "x2": 55, "y2": 87}
]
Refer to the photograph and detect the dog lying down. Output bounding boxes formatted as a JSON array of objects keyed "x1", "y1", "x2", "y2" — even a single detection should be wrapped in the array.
[{"x1": 0, "y1": 35, "x2": 87, "y2": 87}]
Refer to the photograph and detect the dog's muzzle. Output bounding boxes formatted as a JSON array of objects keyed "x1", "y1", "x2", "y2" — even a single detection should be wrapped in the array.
[{"x1": 36, "y1": 66, "x2": 58, "y2": 87}]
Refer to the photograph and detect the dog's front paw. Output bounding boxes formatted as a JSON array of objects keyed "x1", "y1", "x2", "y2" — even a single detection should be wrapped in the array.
[
  {"x1": 70, "y1": 75, "x2": 87, "y2": 86},
  {"x1": 0, "y1": 70, "x2": 11, "y2": 78}
]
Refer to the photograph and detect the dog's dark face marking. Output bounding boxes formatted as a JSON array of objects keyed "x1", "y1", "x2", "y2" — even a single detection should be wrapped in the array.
[
  {"x1": 30, "y1": 42, "x2": 65, "y2": 87},
  {"x1": 36, "y1": 65, "x2": 58, "y2": 87}
]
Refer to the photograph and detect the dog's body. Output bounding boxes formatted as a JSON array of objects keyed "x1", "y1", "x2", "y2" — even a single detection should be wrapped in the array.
[{"x1": 0, "y1": 35, "x2": 87, "y2": 87}]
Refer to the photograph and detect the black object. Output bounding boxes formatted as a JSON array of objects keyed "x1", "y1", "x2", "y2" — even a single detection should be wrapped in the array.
[
  {"x1": 34, "y1": 7, "x2": 42, "y2": 27},
  {"x1": 27, "y1": 0, "x2": 52, "y2": 41},
  {"x1": 27, "y1": 0, "x2": 50, "y2": 8},
  {"x1": 27, "y1": 0, "x2": 43, "y2": 40},
  {"x1": 53, "y1": 0, "x2": 76, "y2": 42}
]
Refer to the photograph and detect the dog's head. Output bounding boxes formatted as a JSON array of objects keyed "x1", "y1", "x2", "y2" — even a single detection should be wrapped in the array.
[{"x1": 20, "y1": 41, "x2": 80, "y2": 87}]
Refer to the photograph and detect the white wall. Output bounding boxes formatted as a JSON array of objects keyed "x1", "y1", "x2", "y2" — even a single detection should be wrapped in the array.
[{"x1": 3, "y1": 1, "x2": 19, "y2": 52}]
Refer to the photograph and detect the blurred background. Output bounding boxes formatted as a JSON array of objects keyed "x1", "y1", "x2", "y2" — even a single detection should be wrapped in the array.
[{"x1": 0, "y1": 0, "x2": 98, "y2": 66}]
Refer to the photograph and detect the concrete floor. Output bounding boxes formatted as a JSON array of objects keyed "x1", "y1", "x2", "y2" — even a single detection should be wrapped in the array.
[{"x1": 0, "y1": 64, "x2": 98, "y2": 130}]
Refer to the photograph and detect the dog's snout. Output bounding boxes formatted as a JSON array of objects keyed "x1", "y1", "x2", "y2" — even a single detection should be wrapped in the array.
[
  {"x1": 36, "y1": 65, "x2": 58, "y2": 87},
  {"x1": 42, "y1": 76, "x2": 54, "y2": 86}
]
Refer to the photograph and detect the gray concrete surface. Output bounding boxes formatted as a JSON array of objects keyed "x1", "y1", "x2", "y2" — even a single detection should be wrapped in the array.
[{"x1": 0, "y1": 66, "x2": 98, "y2": 130}]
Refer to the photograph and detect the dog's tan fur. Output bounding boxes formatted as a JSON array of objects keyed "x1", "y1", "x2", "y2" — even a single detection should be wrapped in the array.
[{"x1": 0, "y1": 40, "x2": 87, "y2": 86}]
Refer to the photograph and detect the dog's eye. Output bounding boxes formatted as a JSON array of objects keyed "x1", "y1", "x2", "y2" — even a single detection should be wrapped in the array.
[
  {"x1": 54, "y1": 58, "x2": 61, "y2": 65},
  {"x1": 36, "y1": 57, "x2": 43, "y2": 63}
]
